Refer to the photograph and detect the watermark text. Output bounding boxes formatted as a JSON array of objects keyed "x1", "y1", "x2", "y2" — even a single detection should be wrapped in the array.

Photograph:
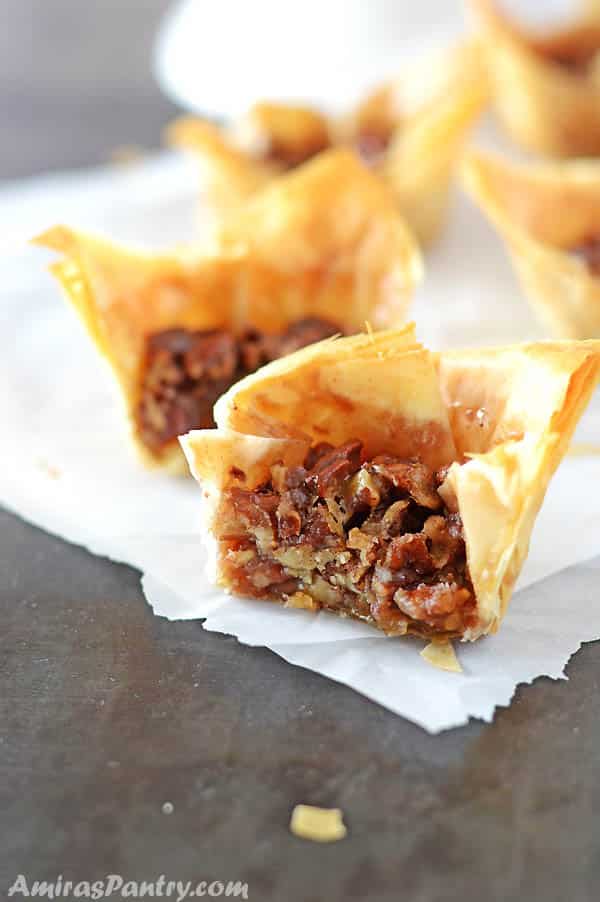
[{"x1": 7, "y1": 874, "x2": 249, "y2": 900}]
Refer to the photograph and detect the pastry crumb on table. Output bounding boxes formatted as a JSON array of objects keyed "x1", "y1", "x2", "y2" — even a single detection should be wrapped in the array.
[
  {"x1": 421, "y1": 639, "x2": 462, "y2": 673},
  {"x1": 289, "y1": 805, "x2": 347, "y2": 843}
]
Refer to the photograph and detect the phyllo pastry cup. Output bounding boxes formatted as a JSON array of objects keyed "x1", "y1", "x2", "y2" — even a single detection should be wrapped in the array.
[
  {"x1": 464, "y1": 149, "x2": 600, "y2": 339},
  {"x1": 168, "y1": 42, "x2": 487, "y2": 245},
  {"x1": 469, "y1": 0, "x2": 600, "y2": 157},
  {"x1": 34, "y1": 150, "x2": 422, "y2": 473},
  {"x1": 181, "y1": 325, "x2": 600, "y2": 641}
]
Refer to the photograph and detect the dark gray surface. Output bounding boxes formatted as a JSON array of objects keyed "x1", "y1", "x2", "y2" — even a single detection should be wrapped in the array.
[
  {"x1": 4, "y1": 507, "x2": 600, "y2": 902},
  {"x1": 0, "y1": 0, "x2": 178, "y2": 178},
  {"x1": 2, "y1": 3, "x2": 600, "y2": 900}
]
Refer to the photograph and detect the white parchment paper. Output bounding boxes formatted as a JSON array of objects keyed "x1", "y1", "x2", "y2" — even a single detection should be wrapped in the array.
[{"x1": 2, "y1": 152, "x2": 600, "y2": 732}]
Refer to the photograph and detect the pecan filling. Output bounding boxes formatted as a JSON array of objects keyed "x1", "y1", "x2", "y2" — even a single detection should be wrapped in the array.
[
  {"x1": 219, "y1": 441, "x2": 476, "y2": 636},
  {"x1": 570, "y1": 236, "x2": 600, "y2": 275},
  {"x1": 538, "y1": 31, "x2": 600, "y2": 73},
  {"x1": 262, "y1": 137, "x2": 331, "y2": 170},
  {"x1": 262, "y1": 130, "x2": 391, "y2": 169},
  {"x1": 547, "y1": 55, "x2": 591, "y2": 73},
  {"x1": 138, "y1": 318, "x2": 339, "y2": 450}
]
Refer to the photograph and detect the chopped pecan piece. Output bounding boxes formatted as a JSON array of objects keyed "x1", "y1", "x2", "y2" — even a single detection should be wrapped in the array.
[
  {"x1": 276, "y1": 495, "x2": 303, "y2": 540},
  {"x1": 306, "y1": 440, "x2": 363, "y2": 497},
  {"x1": 229, "y1": 487, "x2": 278, "y2": 533},
  {"x1": 183, "y1": 331, "x2": 238, "y2": 380},
  {"x1": 344, "y1": 468, "x2": 388, "y2": 514},
  {"x1": 423, "y1": 514, "x2": 463, "y2": 569},
  {"x1": 304, "y1": 442, "x2": 336, "y2": 470},
  {"x1": 385, "y1": 533, "x2": 435, "y2": 577},
  {"x1": 370, "y1": 457, "x2": 442, "y2": 509},
  {"x1": 394, "y1": 582, "x2": 472, "y2": 625}
]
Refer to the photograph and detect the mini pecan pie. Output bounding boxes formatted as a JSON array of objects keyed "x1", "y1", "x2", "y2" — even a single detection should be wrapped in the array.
[
  {"x1": 181, "y1": 326, "x2": 600, "y2": 641},
  {"x1": 35, "y1": 150, "x2": 421, "y2": 472},
  {"x1": 464, "y1": 149, "x2": 600, "y2": 339},
  {"x1": 168, "y1": 42, "x2": 487, "y2": 245},
  {"x1": 469, "y1": 0, "x2": 600, "y2": 157}
]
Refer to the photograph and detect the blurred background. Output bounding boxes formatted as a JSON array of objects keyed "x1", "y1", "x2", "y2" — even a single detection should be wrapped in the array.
[
  {"x1": 1, "y1": 0, "x2": 469, "y2": 180},
  {"x1": 0, "y1": 0, "x2": 585, "y2": 180},
  {"x1": 1, "y1": 0, "x2": 177, "y2": 178}
]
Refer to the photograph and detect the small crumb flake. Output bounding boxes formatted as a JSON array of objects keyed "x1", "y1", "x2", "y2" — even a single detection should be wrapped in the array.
[
  {"x1": 37, "y1": 459, "x2": 61, "y2": 479},
  {"x1": 420, "y1": 640, "x2": 462, "y2": 673},
  {"x1": 290, "y1": 805, "x2": 347, "y2": 843},
  {"x1": 161, "y1": 802, "x2": 174, "y2": 815},
  {"x1": 284, "y1": 591, "x2": 319, "y2": 611}
]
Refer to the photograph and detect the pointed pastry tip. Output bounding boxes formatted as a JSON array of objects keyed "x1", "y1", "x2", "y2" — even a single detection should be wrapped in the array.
[{"x1": 30, "y1": 225, "x2": 75, "y2": 253}]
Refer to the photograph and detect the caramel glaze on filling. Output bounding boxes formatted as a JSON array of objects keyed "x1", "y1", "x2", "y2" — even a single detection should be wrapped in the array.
[
  {"x1": 570, "y1": 235, "x2": 600, "y2": 275},
  {"x1": 138, "y1": 318, "x2": 340, "y2": 451},
  {"x1": 218, "y1": 440, "x2": 477, "y2": 637}
]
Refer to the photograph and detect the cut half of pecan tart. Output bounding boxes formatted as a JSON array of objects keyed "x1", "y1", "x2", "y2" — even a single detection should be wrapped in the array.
[
  {"x1": 34, "y1": 150, "x2": 421, "y2": 473},
  {"x1": 167, "y1": 42, "x2": 487, "y2": 245},
  {"x1": 181, "y1": 326, "x2": 600, "y2": 641},
  {"x1": 464, "y1": 149, "x2": 600, "y2": 340}
]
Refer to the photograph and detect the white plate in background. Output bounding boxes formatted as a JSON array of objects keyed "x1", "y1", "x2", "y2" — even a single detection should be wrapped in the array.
[
  {"x1": 153, "y1": 0, "x2": 582, "y2": 119},
  {"x1": 153, "y1": 0, "x2": 464, "y2": 118}
]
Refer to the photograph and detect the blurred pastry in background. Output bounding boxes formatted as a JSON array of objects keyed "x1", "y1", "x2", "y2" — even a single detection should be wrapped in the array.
[
  {"x1": 469, "y1": 0, "x2": 600, "y2": 157},
  {"x1": 464, "y1": 149, "x2": 600, "y2": 339},
  {"x1": 168, "y1": 41, "x2": 487, "y2": 246},
  {"x1": 35, "y1": 150, "x2": 422, "y2": 472}
]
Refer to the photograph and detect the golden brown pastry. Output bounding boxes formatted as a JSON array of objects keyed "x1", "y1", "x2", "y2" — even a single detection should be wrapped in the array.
[
  {"x1": 168, "y1": 42, "x2": 487, "y2": 245},
  {"x1": 469, "y1": 0, "x2": 600, "y2": 156},
  {"x1": 463, "y1": 149, "x2": 600, "y2": 339},
  {"x1": 231, "y1": 103, "x2": 332, "y2": 169},
  {"x1": 182, "y1": 325, "x2": 600, "y2": 641},
  {"x1": 34, "y1": 150, "x2": 422, "y2": 473}
]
